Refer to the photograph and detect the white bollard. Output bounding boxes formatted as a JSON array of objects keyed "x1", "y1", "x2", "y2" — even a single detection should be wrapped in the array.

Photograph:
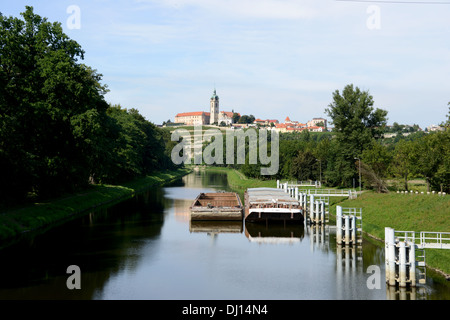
[
  {"x1": 295, "y1": 187, "x2": 299, "y2": 200},
  {"x1": 399, "y1": 241, "x2": 407, "y2": 287},
  {"x1": 386, "y1": 228, "x2": 396, "y2": 286},
  {"x1": 277, "y1": 180, "x2": 280, "y2": 189},
  {"x1": 336, "y1": 206, "x2": 342, "y2": 244},
  {"x1": 385, "y1": 228, "x2": 390, "y2": 283},
  {"x1": 309, "y1": 195, "x2": 315, "y2": 223},
  {"x1": 409, "y1": 241, "x2": 416, "y2": 287},
  {"x1": 351, "y1": 215, "x2": 356, "y2": 244},
  {"x1": 344, "y1": 215, "x2": 350, "y2": 246},
  {"x1": 320, "y1": 201, "x2": 325, "y2": 224}
]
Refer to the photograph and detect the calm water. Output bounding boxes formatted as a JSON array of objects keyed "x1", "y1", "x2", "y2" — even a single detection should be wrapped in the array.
[{"x1": 0, "y1": 171, "x2": 448, "y2": 300}]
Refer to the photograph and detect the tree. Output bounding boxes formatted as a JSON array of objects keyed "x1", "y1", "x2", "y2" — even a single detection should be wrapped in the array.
[
  {"x1": 238, "y1": 114, "x2": 255, "y2": 124},
  {"x1": 410, "y1": 131, "x2": 449, "y2": 192},
  {"x1": 361, "y1": 142, "x2": 392, "y2": 192},
  {"x1": 232, "y1": 113, "x2": 240, "y2": 124},
  {"x1": 0, "y1": 6, "x2": 109, "y2": 200},
  {"x1": 324, "y1": 84, "x2": 388, "y2": 187},
  {"x1": 390, "y1": 140, "x2": 415, "y2": 191},
  {"x1": 290, "y1": 150, "x2": 318, "y2": 181},
  {"x1": 325, "y1": 84, "x2": 388, "y2": 154}
]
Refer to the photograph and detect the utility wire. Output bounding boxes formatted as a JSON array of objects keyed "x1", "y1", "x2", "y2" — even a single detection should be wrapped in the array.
[{"x1": 336, "y1": 0, "x2": 450, "y2": 4}]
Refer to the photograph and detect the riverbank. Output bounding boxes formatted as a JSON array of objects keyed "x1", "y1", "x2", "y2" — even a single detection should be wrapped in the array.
[
  {"x1": 0, "y1": 167, "x2": 192, "y2": 248},
  {"x1": 202, "y1": 166, "x2": 450, "y2": 280},
  {"x1": 331, "y1": 191, "x2": 450, "y2": 279}
]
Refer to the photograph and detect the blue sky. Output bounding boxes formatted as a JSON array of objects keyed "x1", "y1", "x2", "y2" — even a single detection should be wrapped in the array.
[{"x1": 2, "y1": 0, "x2": 450, "y2": 128}]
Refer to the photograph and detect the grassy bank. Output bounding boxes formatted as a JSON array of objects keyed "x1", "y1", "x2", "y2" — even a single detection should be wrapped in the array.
[
  {"x1": 330, "y1": 191, "x2": 450, "y2": 277},
  {"x1": 201, "y1": 166, "x2": 277, "y2": 190},
  {"x1": 0, "y1": 167, "x2": 191, "y2": 247}
]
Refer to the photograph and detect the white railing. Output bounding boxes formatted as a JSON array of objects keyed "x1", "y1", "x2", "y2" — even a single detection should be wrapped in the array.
[
  {"x1": 300, "y1": 189, "x2": 355, "y2": 197},
  {"x1": 419, "y1": 232, "x2": 450, "y2": 249},
  {"x1": 394, "y1": 230, "x2": 450, "y2": 249},
  {"x1": 281, "y1": 180, "x2": 321, "y2": 188}
]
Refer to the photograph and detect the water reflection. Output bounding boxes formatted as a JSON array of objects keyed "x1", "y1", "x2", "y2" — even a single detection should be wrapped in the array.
[
  {"x1": 0, "y1": 188, "x2": 168, "y2": 299},
  {"x1": 190, "y1": 221, "x2": 243, "y2": 234},
  {"x1": 244, "y1": 223, "x2": 304, "y2": 245}
]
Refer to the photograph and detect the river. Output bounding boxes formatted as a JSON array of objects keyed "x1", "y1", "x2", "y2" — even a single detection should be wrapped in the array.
[{"x1": 0, "y1": 170, "x2": 448, "y2": 300}]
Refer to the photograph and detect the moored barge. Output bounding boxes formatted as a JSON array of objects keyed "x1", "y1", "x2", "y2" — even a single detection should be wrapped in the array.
[
  {"x1": 190, "y1": 192, "x2": 243, "y2": 221},
  {"x1": 244, "y1": 188, "x2": 303, "y2": 223}
]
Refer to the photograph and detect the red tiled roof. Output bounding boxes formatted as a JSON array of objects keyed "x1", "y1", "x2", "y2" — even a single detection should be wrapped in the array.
[
  {"x1": 176, "y1": 111, "x2": 210, "y2": 117},
  {"x1": 220, "y1": 111, "x2": 237, "y2": 118}
]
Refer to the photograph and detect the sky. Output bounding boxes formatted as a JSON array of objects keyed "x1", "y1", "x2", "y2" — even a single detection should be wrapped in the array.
[{"x1": 2, "y1": 0, "x2": 450, "y2": 128}]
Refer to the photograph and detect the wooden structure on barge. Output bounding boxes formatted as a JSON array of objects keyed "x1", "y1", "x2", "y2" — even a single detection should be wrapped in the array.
[
  {"x1": 244, "y1": 188, "x2": 303, "y2": 223},
  {"x1": 190, "y1": 192, "x2": 243, "y2": 221}
]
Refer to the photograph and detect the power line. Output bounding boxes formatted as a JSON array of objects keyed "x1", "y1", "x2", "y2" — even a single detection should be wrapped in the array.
[{"x1": 336, "y1": 0, "x2": 450, "y2": 4}]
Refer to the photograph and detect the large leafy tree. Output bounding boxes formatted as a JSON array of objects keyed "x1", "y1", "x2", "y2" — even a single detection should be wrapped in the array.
[
  {"x1": 0, "y1": 7, "x2": 109, "y2": 200},
  {"x1": 324, "y1": 84, "x2": 388, "y2": 187}
]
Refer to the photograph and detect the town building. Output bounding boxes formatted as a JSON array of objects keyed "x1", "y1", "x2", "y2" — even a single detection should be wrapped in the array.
[
  {"x1": 174, "y1": 111, "x2": 210, "y2": 126},
  {"x1": 174, "y1": 89, "x2": 237, "y2": 126},
  {"x1": 254, "y1": 119, "x2": 279, "y2": 126},
  {"x1": 307, "y1": 118, "x2": 327, "y2": 130},
  {"x1": 272, "y1": 116, "x2": 327, "y2": 133}
]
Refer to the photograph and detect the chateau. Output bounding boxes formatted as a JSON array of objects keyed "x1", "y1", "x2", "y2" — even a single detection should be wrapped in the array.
[
  {"x1": 172, "y1": 89, "x2": 327, "y2": 132},
  {"x1": 174, "y1": 89, "x2": 236, "y2": 126}
]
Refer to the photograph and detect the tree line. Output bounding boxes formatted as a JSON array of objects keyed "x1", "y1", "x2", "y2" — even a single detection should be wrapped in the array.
[
  {"x1": 207, "y1": 84, "x2": 449, "y2": 193},
  {"x1": 0, "y1": 7, "x2": 177, "y2": 205}
]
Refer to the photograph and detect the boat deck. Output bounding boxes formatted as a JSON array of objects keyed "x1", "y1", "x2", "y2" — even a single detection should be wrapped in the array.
[
  {"x1": 245, "y1": 188, "x2": 303, "y2": 223},
  {"x1": 190, "y1": 192, "x2": 243, "y2": 221}
]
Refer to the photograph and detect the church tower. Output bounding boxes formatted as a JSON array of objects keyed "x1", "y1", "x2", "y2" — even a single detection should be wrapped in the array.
[{"x1": 210, "y1": 89, "x2": 219, "y2": 124}]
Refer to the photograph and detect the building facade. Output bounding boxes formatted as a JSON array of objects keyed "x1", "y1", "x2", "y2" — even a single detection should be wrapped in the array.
[
  {"x1": 307, "y1": 118, "x2": 327, "y2": 130},
  {"x1": 174, "y1": 111, "x2": 210, "y2": 126},
  {"x1": 173, "y1": 89, "x2": 239, "y2": 126}
]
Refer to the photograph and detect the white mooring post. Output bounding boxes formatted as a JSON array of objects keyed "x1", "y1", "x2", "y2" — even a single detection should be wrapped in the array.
[
  {"x1": 277, "y1": 180, "x2": 280, "y2": 189},
  {"x1": 351, "y1": 215, "x2": 356, "y2": 244},
  {"x1": 344, "y1": 215, "x2": 350, "y2": 246},
  {"x1": 385, "y1": 228, "x2": 420, "y2": 288},
  {"x1": 309, "y1": 195, "x2": 315, "y2": 223},
  {"x1": 385, "y1": 227, "x2": 397, "y2": 287},
  {"x1": 409, "y1": 240, "x2": 416, "y2": 287},
  {"x1": 336, "y1": 206, "x2": 342, "y2": 244},
  {"x1": 284, "y1": 182, "x2": 288, "y2": 192},
  {"x1": 295, "y1": 187, "x2": 299, "y2": 200},
  {"x1": 399, "y1": 241, "x2": 407, "y2": 287}
]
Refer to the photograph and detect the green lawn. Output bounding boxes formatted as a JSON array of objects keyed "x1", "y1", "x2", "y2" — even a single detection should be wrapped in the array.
[{"x1": 331, "y1": 191, "x2": 450, "y2": 276}]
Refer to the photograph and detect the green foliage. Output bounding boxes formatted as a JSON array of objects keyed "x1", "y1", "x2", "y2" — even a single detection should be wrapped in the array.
[
  {"x1": 238, "y1": 114, "x2": 255, "y2": 124},
  {"x1": 324, "y1": 84, "x2": 388, "y2": 187},
  {"x1": 0, "y1": 7, "x2": 177, "y2": 205}
]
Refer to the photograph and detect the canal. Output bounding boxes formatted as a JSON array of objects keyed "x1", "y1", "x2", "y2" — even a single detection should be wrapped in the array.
[{"x1": 0, "y1": 170, "x2": 448, "y2": 300}]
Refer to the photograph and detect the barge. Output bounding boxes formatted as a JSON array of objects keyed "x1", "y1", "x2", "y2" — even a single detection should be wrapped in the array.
[
  {"x1": 190, "y1": 192, "x2": 243, "y2": 221},
  {"x1": 244, "y1": 188, "x2": 303, "y2": 223}
]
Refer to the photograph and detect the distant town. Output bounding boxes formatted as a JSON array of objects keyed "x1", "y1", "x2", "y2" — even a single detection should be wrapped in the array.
[{"x1": 163, "y1": 89, "x2": 445, "y2": 134}]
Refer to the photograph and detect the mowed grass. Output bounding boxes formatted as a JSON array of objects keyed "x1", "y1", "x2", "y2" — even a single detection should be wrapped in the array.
[{"x1": 332, "y1": 191, "x2": 450, "y2": 276}]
